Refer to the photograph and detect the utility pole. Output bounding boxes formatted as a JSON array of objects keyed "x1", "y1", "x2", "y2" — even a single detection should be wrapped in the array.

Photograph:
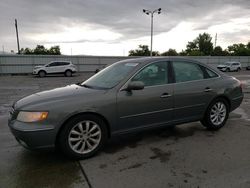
[
  {"x1": 143, "y1": 8, "x2": 161, "y2": 56},
  {"x1": 15, "y1": 19, "x2": 20, "y2": 54},
  {"x1": 214, "y1": 33, "x2": 217, "y2": 48}
]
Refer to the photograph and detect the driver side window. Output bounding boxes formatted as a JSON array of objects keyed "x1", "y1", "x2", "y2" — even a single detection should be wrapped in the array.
[{"x1": 132, "y1": 61, "x2": 168, "y2": 87}]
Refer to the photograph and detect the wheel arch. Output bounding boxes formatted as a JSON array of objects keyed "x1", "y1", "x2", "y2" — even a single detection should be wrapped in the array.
[
  {"x1": 207, "y1": 95, "x2": 231, "y2": 112},
  {"x1": 65, "y1": 69, "x2": 72, "y2": 73},
  {"x1": 55, "y1": 112, "x2": 111, "y2": 146},
  {"x1": 38, "y1": 69, "x2": 46, "y2": 74}
]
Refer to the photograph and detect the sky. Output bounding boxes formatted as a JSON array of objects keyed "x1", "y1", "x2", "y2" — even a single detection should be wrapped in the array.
[{"x1": 0, "y1": 0, "x2": 250, "y2": 56}]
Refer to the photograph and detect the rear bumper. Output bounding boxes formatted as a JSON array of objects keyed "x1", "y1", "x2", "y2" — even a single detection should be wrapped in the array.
[{"x1": 231, "y1": 95, "x2": 244, "y2": 112}]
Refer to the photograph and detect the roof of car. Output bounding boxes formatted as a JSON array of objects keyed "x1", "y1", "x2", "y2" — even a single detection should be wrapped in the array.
[{"x1": 118, "y1": 57, "x2": 202, "y2": 64}]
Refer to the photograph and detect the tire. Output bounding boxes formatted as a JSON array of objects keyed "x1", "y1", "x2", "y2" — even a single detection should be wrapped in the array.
[
  {"x1": 226, "y1": 68, "x2": 230, "y2": 72},
  {"x1": 65, "y1": 70, "x2": 72, "y2": 77},
  {"x1": 237, "y1": 68, "x2": 240, "y2": 72},
  {"x1": 58, "y1": 114, "x2": 108, "y2": 159},
  {"x1": 38, "y1": 70, "x2": 46, "y2": 78},
  {"x1": 201, "y1": 98, "x2": 229, "y2": 130}
]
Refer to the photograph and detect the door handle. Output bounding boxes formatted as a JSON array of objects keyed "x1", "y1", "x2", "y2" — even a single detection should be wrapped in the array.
[
  {"x1": 204, "y1": 87, "x2": 213, "y2": 92},
  {"x1": 160, "y1": 93, "x2": 171, "y2": 98}
]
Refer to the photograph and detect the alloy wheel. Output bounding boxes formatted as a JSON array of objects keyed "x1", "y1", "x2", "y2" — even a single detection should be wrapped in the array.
[
  {"x1": 210, "y1": 102, "x2": 227, "y2": 126},
  {"x1": 68, "y1": 120, "x2": 101, "y2": 154}
]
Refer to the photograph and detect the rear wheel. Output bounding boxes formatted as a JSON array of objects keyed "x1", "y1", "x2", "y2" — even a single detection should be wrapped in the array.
[
  {"x1": 226, "y1": 68, "x2": 230, "y2": 72},
  {"x1": 58, "y1": 115, "x2": 108, "y2": 159},
  {"x1": 65, "y1": 70, "x2": 72, "y2": 77},
  {"x1": 38, "y1": 70, "x2": 46, "y2": 78},
  {"x1": 201, "y1": 98, "x2": 229, "y2": 130}
]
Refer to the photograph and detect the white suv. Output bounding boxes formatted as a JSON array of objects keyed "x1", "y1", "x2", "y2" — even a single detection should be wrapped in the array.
[
  {"x1": 217, "y1": 61, "x2": 241, "y2": 72},
  {"x1": 33, "y1": 61, "x2": 77, "y2": 77}
]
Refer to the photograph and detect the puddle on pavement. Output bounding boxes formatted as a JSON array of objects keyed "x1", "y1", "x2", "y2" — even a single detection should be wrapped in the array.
[
  {"x1": 231, "y1": 108, "x2": 250, "y2": 121},
  {"x1": 149, "y1": 147, "x2": 171, "y2": 163},
  {"x1": 119, "y1": 162, "x2": 147, "y2": 172}
]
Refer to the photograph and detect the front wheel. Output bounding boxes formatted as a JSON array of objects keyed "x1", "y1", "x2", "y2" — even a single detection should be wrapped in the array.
[
  {"x1": 201, "y1": 98, "x2": 229, "y2": 130},
  {"x1": 58, "y1": 115, "x2": 108, "y2": 159},
  {"x1": 38, "y1": 70, "x2": 46, "y2": 78},
  {"x1": 65, "y1": 70, "x2": 72, "y2": 77}
]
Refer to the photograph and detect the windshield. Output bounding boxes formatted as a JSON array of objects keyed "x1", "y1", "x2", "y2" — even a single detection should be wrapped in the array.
[{"x1": 81, "y1": 62, "x2": 139, "y2": 89}]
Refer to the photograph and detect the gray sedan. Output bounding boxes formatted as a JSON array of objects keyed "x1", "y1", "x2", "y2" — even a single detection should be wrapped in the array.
[{"x1": 8, "y1": 57, "x2": 243, "y2": 159}]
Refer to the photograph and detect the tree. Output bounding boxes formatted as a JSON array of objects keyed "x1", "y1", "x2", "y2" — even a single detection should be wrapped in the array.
[
  {"x1": 188, "y1": 50, "x2": 204, "y2": 56},
  {"x1": 185, "y1": 33, "x2": 213, "y2": 55},
  {"x1": 227, "y1": 43, "x2": 250, "y2": 56},
  {"x1": 48, "y1": 46, "x2": 61, "y2": 55},
  {"x1": 186, "y1": 41, "x2": 199, "y2": 54},
  {"x1": 33, "y1": 45, "x2": 48, "y2": 55},
  {"x1": 179, "y1": 50, "x2": 187, "y2": 56},
  {"x1": 128, "y1": 45, "x2": 159, "y2": 56},
  {"x1": 20, "y1": 45, "x2": 61, "y2": 55},
  {"x1": 212, "y1": 46, "x2": 229, "y2": 56},
  {"x1": 161, "y1": 48, "x2": 178, "y2": 56},
  {"x1": 247, "y1": 42, "x2": 250, "y2": 49}
]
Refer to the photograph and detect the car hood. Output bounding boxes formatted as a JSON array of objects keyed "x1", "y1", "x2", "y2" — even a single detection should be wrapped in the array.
[
  {"x1": 34, "y1": 65, "x2": 44, "y2": 68},
  {"x1": 14, "y1": 84, "x2": 107, "y2": 110},
  {"x1": 217, "y1": 65, "x2": 226, "y2": 68}
]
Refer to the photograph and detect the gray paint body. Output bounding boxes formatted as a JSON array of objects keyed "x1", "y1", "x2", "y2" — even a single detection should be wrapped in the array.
[{"x1": 8, "y1": 57, "x2": 243, "y2": 149}]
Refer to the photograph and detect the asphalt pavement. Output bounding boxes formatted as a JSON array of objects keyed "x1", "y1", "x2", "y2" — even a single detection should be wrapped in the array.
[{"x1": 0, "y1": 71, "x2": 250, "y2": 188}]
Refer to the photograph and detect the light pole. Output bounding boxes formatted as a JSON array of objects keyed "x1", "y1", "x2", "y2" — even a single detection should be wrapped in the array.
[
  {"x1": 143, "y1": 8, "x2": 161, "y2": 56},
  {"x1": 15, "y1": 19, "x2": 20, "y2": 54}
]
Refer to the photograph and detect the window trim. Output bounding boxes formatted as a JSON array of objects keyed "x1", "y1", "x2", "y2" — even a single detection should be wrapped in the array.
[
  {"x1": 204, "y1": 67, "x2": 220, "y2": 79},
  {"x1": 119, "y1": 60, "x2": 171, "y2": 91},
  {"x1": 131, "y1": 61, "x2": 169, "y2": 87},
  {"x1": 170, "y1": 60, "x2": 220, "y2": 84}
]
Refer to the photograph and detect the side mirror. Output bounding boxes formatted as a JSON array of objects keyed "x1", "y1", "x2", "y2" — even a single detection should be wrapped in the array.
[{"x1": 126, "y1": 81, "x2": 144, "y2": 91}]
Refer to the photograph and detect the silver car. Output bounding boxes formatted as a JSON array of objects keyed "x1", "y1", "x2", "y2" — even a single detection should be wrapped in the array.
[
  {"x1": 8, "y1": 57, "x2": 243, "y2": 159},
  {"x1": 33, "y1": 61, "x2": 77, "y2": 77},
  {"x1": 217, "y1": 61, "x2": 242, "y2": 72}
]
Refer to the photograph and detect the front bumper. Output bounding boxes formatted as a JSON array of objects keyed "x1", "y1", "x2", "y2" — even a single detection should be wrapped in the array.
[
  {"x1": 217, "y1": 67, "x2": 227, "y2": 71},
  {"x1": 32, "y1": 70, "x2": 39, "y2": 75},
  {"x1": 8, "y1": 118, "x2": 56, "y2": 150}
]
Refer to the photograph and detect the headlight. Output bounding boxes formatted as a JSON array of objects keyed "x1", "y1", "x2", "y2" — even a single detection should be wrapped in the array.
[{"x1": 17, "y1": 111, "x2": 48, "y2": 122}]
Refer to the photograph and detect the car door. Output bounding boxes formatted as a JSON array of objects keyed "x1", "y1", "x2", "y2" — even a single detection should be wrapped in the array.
[
  {"x1": 116, "y1": 61, "x2": 174, "y2": 133},
  {"x1": 45, "y1": 62, "x2": 58, "y2": 73},
  {"x1": 58, "y1": 62, "x2": 69, "y2": 72},
  {"x1": 232, "y1": 63, "x2": 239, "y2": 71},
  {"x1": 172, "y1": 61, "x2": 217, "y2": 122}
]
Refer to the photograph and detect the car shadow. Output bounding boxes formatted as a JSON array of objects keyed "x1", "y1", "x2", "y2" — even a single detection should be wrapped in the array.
[{"x1": 102, "y1": 123, "x2": 212, "y2": 155}]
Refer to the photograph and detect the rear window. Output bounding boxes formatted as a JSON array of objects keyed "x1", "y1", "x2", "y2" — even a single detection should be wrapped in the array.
[{"x1": 173, "y1": 61, "x2": 204, "y2": 83}]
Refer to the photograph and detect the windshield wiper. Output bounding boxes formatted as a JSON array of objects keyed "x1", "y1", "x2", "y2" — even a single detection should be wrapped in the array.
[
  {"x1": 81, "y1": 84, "x2": 109, "y2": 90},
  {"x1": 81, "y1": 84, "x2": 93, "y2": 89}
]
